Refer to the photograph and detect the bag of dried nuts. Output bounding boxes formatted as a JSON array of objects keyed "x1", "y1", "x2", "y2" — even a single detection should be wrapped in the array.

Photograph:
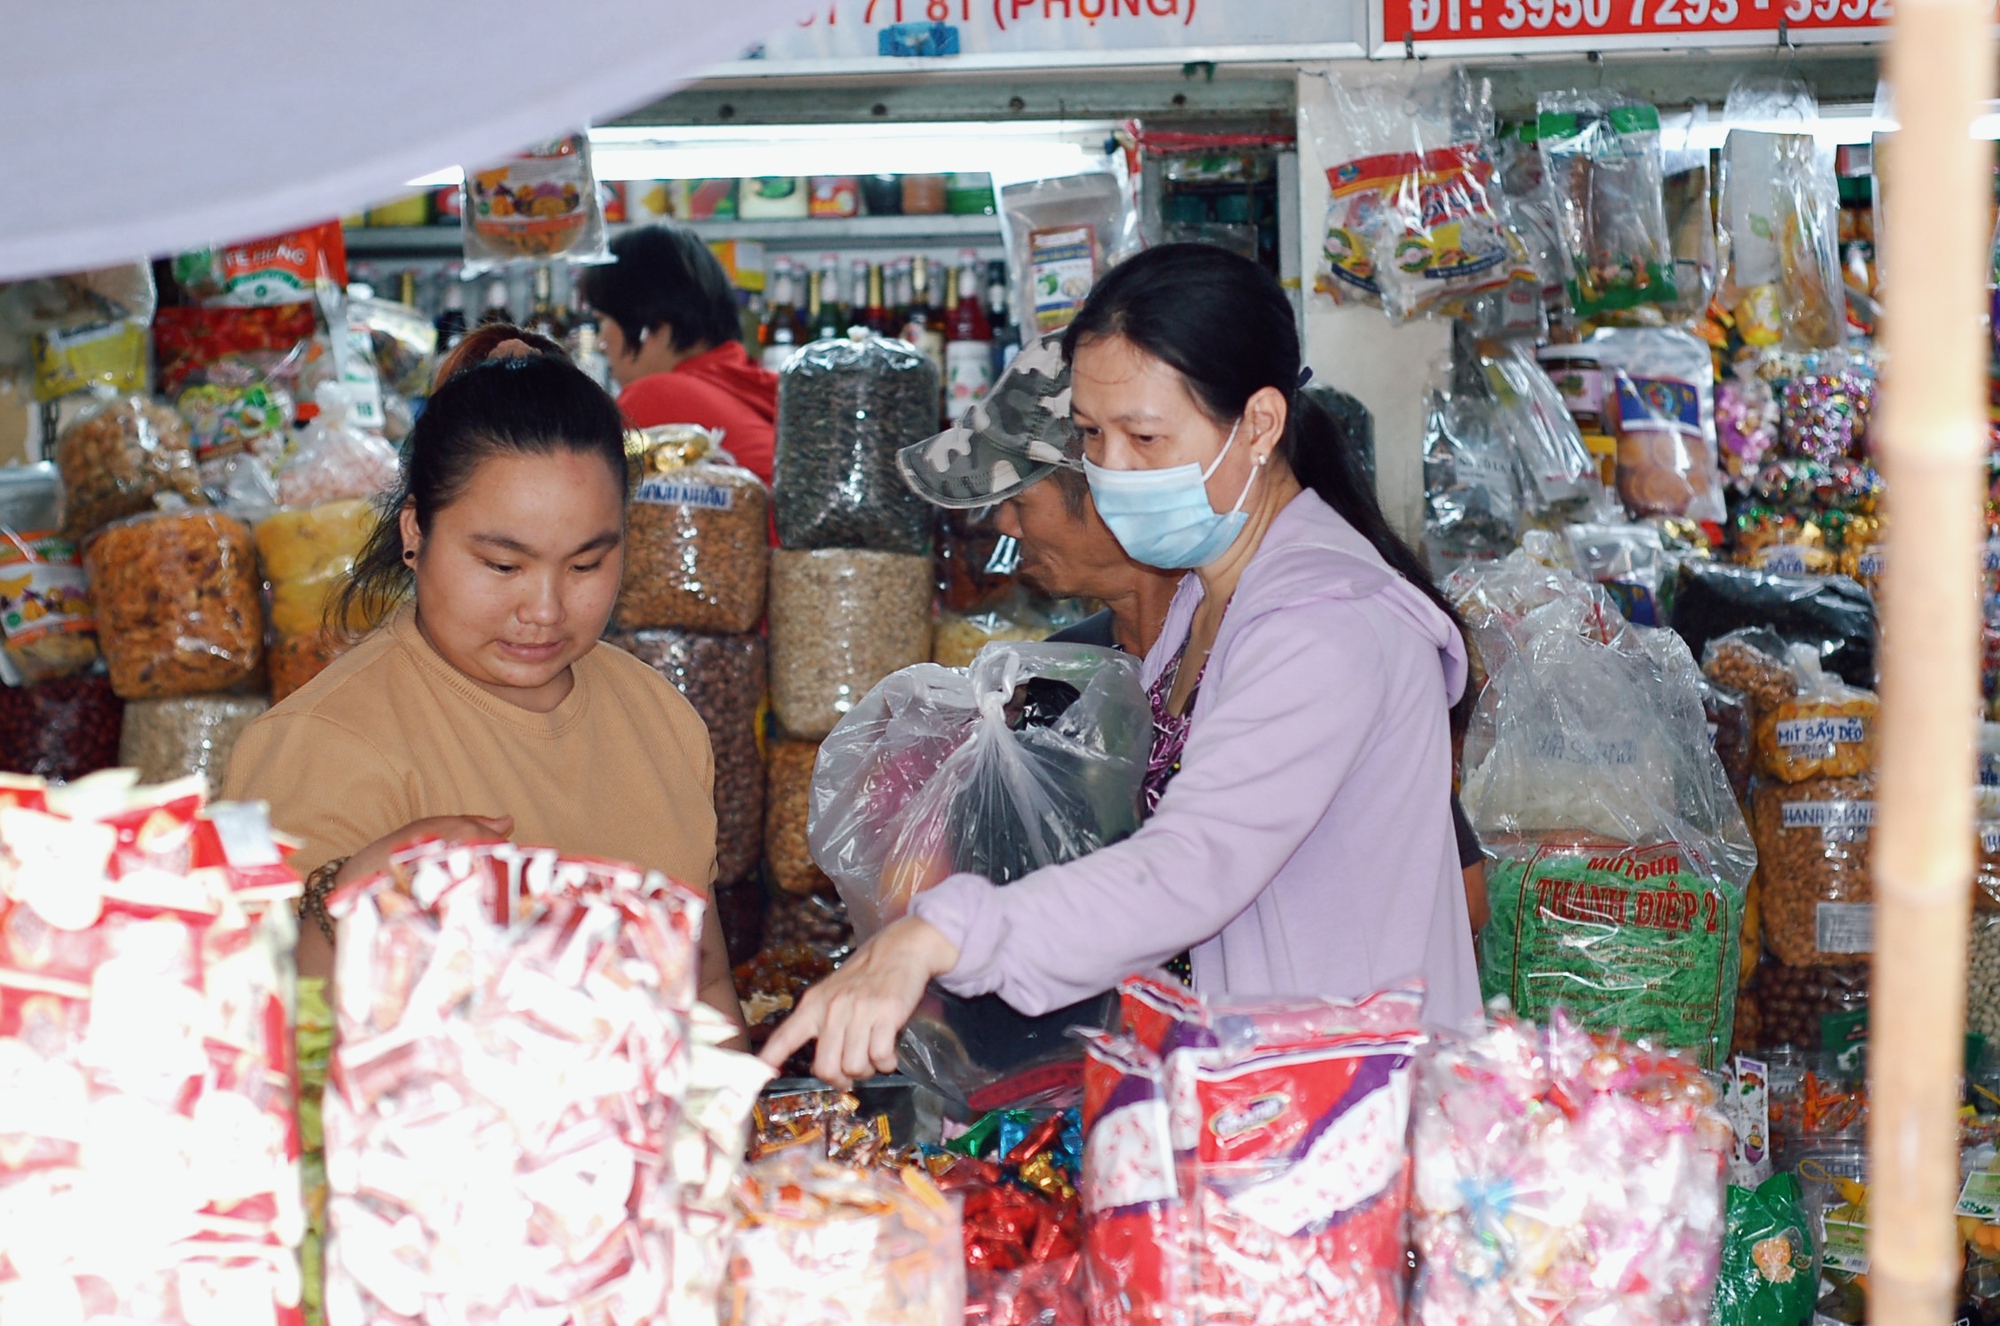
[
  {"x1": 766, "y1": 738, "x2": 834, "y2": 897},
  {"x1": 53, "y1": 392, "x2": 204, "y2": 540},
  {"x1": 1751, "y1": 646, "x2": 1876, "y2": 783},
  {"x1": 1749, "y1": 774, "x2": 1875, "y2": 967},
  {"x1": 1701, "y1": 627, "x2": 1799, "y2": 716},
  {"x1": 85, "y1": 506, "x2": 264, "y2": 699},
  {"x1": 615, "y1": 426, "x2": 771, "y2": 635}
]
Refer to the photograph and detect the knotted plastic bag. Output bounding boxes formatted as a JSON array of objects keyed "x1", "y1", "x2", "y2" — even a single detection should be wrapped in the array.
[{"x1": 810, "y1": 642, "x2": 1149, "y2": 1110}]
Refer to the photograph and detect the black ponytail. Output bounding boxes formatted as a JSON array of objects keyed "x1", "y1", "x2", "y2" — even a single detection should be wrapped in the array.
[{"x1": 1061, "y1": 244, "x2": 1472, "y2": 705}]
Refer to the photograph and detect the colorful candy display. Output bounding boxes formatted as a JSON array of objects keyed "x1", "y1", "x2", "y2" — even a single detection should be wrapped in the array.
[
  {"x1": 928, "y1": 1109, "x2": 1086, "y2": 1326},
  {"x1": 321, "y1": 839, "x2": 704, "y2": 1326}
]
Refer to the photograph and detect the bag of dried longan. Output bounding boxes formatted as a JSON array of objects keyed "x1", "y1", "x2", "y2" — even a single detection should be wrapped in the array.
[{"x1": 1752, "y1": 646, "x2": 1876, "y2": 783}]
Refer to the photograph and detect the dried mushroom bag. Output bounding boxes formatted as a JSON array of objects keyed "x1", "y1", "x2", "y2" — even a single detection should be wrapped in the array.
[
  {"x1": 774, "y1": 333, "x2": 938, "y2": 554},
  {"x1": 54, "y1": 392, "x2": 204, "y2": 540},
  {"x1": 1308, "y1": 66, "x2": 1526, "y2": 319},
  {"x1": 1591, "y1": 326, "x2": 1726, "y2": 525},
  {"x1": 1750, "y1": 775, "x2": 1874, "y2": 967},
  {"x1": 0, "y1": 527, "x2": 98, "y2": 684},
  {"x1": 1752, "y1": 646, "x2": 1875, "y2": 783},
  {"x1": 1536, "y1": 93, "x2": 1678, "y2": 319},
  {"x1": 84, "y1": 507, "x2": 264, "y2": 700},
  {"x1": 809, "y1": 642, "x2": 1148, "y2": 1108},
  {"x1": 615, "y1": 428, "x2": 771, "y2": 635},
  {"x1": 1450, "y1": 540, "x2": 1754, "y2": 1068},
  {"x1": 462, "y1": 132, "x2": 608, "y2": 273},
  {"x1": 255, "y1": 498, "x2": 375, "y2": 641}
]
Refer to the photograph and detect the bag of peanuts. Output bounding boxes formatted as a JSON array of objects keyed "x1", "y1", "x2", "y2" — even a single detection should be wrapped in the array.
[
  {"x1": 1752, "y1": 645, "x2": 1876, "y2": 782},
  {"x1": 1701, "y1": 627, "x2": 1799, "y2": 716},
  {"x1": 53, "y1": 392, "x2": 206, "y2": 540},
  {"x1": 1451, "y1": 543, "x2": 1755, "y2": 1068},
  {"x1": 1749, "y1": 774, "x2": 1875, "y2": 967},
  {"x1": 614, "y1": 426, "x2": 771, "y2": 635}
]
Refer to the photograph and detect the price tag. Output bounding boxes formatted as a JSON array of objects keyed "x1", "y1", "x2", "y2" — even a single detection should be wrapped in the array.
[{"x1": 1815, "y1": 902, "x2": 1875, "y2": 955}]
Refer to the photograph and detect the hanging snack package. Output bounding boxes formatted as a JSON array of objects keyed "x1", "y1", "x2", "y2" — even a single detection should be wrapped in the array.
[
  {"x1": 615, "y1": 425, "x2": 771, "y2": 634},
  {"x1": 1536, "y1": 92, "x2": 1678, "y2": 318},
  {"x1": 203, "y1": 220, "x2": 348, "y2": 307},
  {"x1": 462, "y1": 132, "x2": 609, "y2": 272},
  {"x1": 1564, "y1": 521, "x2": 1669, "y2": 625},
  {"x1": 31, "y1": 317, "x2": 149, "y2": 401},
  {"x1": 1719, "y1": 81, "x2": 1847, "y2": 352},
  {"x1": 1409, "y1": 1012, "x2": 1731, "y2": 1326},
  {"x1": 0, "y1": 261, "x2": 156, "y2": 381},
  {"x1": 1751, "y1": 774, "x2": 1875, "y2": 967},
  {"x1": 1481, "y1": 338, "x2": 1596, "y2": 514},
  {"x1": 348, "y1": 293, "x2": 439, "y2": 399},
  {"x1": 1591, "y1": 326, "x2": 1727, "y2": 525},
  {"x1": 1308, "y1": 67, "x2": 1526, "y2": 319},
  {"x1": 324, "y1": 840, "x2": 703, "y2": 1325},
  {"x1": 1450, "y1": 537, "x2": 1755, "y2": 1067},
  {"x1": 152, "y1": 301, "x2": 321, "y2": 401},
  {"x1": 1421, "y1": 350, "x2": 1524, "y2": 574},
  {"x1": 85, "y1": 507, "x2": 264, "y2": 700},
  {"x1": 53, "y1": 393, "x2": 204, "y2": 540},
  {"x1": 1712, "y1": 1173, "x2": 1818, "y2": 1326},
  {"x1": 0, "y1": 777, "x2": 305, "y2": 1326},
  {"x1": 1753, "y1": 644, "x2": 1876, "y2": 783},
  {"x1": 775, "y1": 333, "x2": 941, "y2": 553},
  {"x1": 998, "y1": 168, "x2": 1142, "y2": 340},
  {"x1": 1663, "y1": 106, "x2": 1721, "y2": 322},
  {"x1": 810, "y1": 643, "x2": 1148, "y2": 1109},
  {"x1": 0, "y1": 527, "x2": 97, "y2": 683},
  {"x1": 724, "y1": 1157, "x2": 965, "y2": 1326}
]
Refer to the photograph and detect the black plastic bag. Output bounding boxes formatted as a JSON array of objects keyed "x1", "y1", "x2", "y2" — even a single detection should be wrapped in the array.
[{"x1": 1669, "y1": 561, "x2": 1875, "y2": 689}]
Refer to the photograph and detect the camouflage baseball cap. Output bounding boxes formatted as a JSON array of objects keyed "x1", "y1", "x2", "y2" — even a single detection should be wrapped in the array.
[{"x1": 897, "y1": 331, "x2": 1080, "y2": 509}]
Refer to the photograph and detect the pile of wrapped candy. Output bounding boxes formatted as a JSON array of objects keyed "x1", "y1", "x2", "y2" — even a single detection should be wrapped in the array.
[
  {"x1": 1080, "y1": 976, "x2": 1428, "y2": 1326},
  {"x1": 320, "y1": 838, "x2": 709, "y2": 1324},
  {"x1": 0, "y1": 771, "x2": 305, "y2": 1325},
  {"x1": 749, "y1": 1086, "x2": 910, "y2": 1168},
  {"x1": 927, "y1": 1108, "x2": 1087, "y2": 1326},
  {"x1": 1407, "y1": 1010, "x2": 1733, "y2": 1326}
]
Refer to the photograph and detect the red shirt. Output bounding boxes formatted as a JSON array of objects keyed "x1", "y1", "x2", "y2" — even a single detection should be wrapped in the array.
[{"x1": 617, "y1": 341, "x2": 779, "y2": 486}]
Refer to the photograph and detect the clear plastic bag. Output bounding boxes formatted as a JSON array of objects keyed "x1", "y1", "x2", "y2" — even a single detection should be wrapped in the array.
[
  {"x1": 1750, "y1": 774, "x2": 1874, "y2": 968},
  {"x1": 1720, "y1": 81, "x2": 1847, "y2": 352},
  {"x1": 767, "y1": 548, "x2": 933, "y2": 739},
  {"x1": 461, "y1": 132, "x2": 609, "y2": 273},
  {"x1": 0, "y1": 673, "x2": 122, "y2": 780},
  {"x1": 325, "y1": 841, "x2": 702, "y2": 1326},
  {"x1": 1421, "y1": 349, "x2": 1525, "y2": 574},
  {"x1": 809, "y1": 642, "x2": 1146, "y2": 1108},
  {"x1": 616, "y1": 432, "x2": 771, "y2": 634},
  {"x1": 998, "y1": 168, "x2": 1142, "y2": 341},
  {"x1": 724, "y1": 1157, "x2": 964, "y2": 1326},
  {"x1": 118, "y1": 693, "x2": 270, "y2": 788},
  {"x1": 53, "y1": 392, "x2": 204, "y2": 540},
  {"x1": 1536, "y1": 92, "x2": 1679, "y2": 319},
  {"x1": 348, "y1": 294, "x2": 439, "y2": 398},
  {"x1": 0, "y1": 779, "x2": 302, "y2": 1325},
  {"x1": 255, "y1": 497, "x2": 374, "y2": 641},
  {"x1": 1590, "y1": 326, "x2": 1726, "y2": 524},
  {"x1": 775, "y1": 334, "x2": 939, "y2": 554},
  {"x1": 275, "y1": 384, "x2": 399, "y2": 507},
  {"x1": 1309, "y1": 67, "x2": 1525, "y2": 320},
  {"x1": 1663, "y1": 108, "x2": 1720, "y2": 322},
  {"x1": 1480, "y1": 338, "x2": 1595, "y2": 513},
  {"x1": 1564, "y1": 521, "x2": 1669, "y2": 626},
  {"x1": 0, "y1": 527, "x2": 98, "y2": 683},
  {"x1": 608, "y1": 629, "x2": 767, "y2": 888},
  {"x1": 1409, "y1": 1013, "x2": 1731, "y2": 1326},
  {"x1": 84, "y1": 507, "x2": 264, "y2": 699},
  {"x1": 1752, "y1": 645, "x2": 1876, "y2": 782},
  {"x1": 1450, "y1": 542, "x2": 1754, "y2": 1066}
]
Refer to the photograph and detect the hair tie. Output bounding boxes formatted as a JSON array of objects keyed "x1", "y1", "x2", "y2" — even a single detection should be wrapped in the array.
[{"x1": 1297, "y1": 366, "x2": 1314, "y2": 388}]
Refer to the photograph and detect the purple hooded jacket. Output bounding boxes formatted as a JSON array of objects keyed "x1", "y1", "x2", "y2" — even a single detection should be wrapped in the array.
[{"x1": 908, "y1": 489, "x2": 1482, "y2": 1026}]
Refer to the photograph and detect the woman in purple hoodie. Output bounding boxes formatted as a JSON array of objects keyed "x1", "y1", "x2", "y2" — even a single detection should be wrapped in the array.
[{"x1": 762, "y1": 245, "x2": 1480, "y2": 1086}]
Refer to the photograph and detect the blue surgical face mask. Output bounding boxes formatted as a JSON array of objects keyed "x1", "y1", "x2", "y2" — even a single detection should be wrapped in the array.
[{"x1": 1084, "y1": 417, "x2": 1262, "y2": 570}]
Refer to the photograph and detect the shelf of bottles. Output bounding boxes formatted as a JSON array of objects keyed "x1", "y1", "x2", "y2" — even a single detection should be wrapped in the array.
[{"x1": 344, "y1": 214, "x2": 1003, "y2": 257}]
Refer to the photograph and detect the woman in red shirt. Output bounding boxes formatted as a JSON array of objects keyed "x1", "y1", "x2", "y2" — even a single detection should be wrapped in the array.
[{"x1": 578, "y1": 224, "x2": 778, "y2": 484}]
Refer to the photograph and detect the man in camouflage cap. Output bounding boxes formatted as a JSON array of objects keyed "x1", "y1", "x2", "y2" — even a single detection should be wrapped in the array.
[{"x1": 897, "y1": 330, "x2": 1179, "y2": 657}]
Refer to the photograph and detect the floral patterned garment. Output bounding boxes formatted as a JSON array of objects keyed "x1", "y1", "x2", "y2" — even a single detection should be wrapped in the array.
[{"x1": 1143, "y1": 643, "x2": 1204, "y2": 984}]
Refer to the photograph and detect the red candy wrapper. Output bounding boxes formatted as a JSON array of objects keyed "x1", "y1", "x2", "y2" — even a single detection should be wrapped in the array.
[
  {"x1": 0, "y1": 771, "x2": 305, "y2": 1325},
  {"x1": 322, "y1": 839, "x2": 703, "y2": 1326},
  {"x1": 1083, "y1": 979, "x2": 1427, "y2": 1326}
]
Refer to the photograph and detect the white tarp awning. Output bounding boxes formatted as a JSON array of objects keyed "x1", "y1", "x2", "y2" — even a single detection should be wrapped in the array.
[{"x1": 0, "y1": 0, "x2": 812, "y2": 281}]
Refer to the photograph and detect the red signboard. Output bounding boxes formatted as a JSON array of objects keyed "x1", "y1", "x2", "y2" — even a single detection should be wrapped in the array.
[{"x1": 1375, "y1": 0, "x2": 1889, "y2": 54}]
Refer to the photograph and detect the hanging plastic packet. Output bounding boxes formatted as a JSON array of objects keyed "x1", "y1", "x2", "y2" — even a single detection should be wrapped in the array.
[
  {"x1": 1537, "y1": 91, "x2": 1679, "y2": 319},
  {"x1": 1720, "y1": 80, "x2": 1847, "y2": 353},
  {"x1": 1309, "y1": 67, "x2": 1526, "y2": 321},
  {"x1": 31, "y1": 316, "x2": 149, "y2": 401},
  {"x1": 998, "y1": 167, "x2": 1143, "y2": 340},
  {"x1": 1495, "y1": 121, "x2": 1568, "y2": 312},
  {"x1": 1480, "y1": 338, "x2": 1595, "y2": 514},
  {"x1": 348, "y1": 293, "x2": 439, "y2": 398},
  {"x1": 1662, "y1": 105, "x2": 1720, "y2": 322},
  {"x1": 462, "y1": 132, "x2": 610, "y2": 273},
  {"x1": 1592, "y1": 326, "x2": 1727, "y2": 525},
  {"x1": 1564, "y1": 521, "x2": 1669, "y2": 625},
  {"x1": 0, "y1": 527, "x2": 98, "y2": 683},
  {"x1": 1421, "y1": 346, "x2": 1522, "y2": 575}
]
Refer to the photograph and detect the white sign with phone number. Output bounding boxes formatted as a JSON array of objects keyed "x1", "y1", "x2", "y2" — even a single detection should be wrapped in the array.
[{"x1": 718, "y1": 0, "x2": 1363, "y2": 69}]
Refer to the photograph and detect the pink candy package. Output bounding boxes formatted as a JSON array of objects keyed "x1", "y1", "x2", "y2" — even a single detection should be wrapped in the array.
[
  {"x1": 0, "y1": 773, "x2": 306, "y2": 1326},
  {"x1": 321, "y1": 839, "x2": 705, "y2": 1326},
  {"x1": 1081, "y1": 977, "x2": 1427, "y2": 1326}
]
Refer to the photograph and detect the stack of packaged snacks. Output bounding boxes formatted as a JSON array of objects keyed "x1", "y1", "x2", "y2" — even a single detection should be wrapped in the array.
[
  {"x1": 0, "y1": 773, "x2": 305, "y2": 1323},
  {"x1": 321, "y1": 839, "x2": 703, "y2": 1324}
]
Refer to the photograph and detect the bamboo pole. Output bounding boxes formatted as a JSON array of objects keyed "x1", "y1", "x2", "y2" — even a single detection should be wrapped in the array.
[{"x1": 1868, "y1": 1, "x2": 1995, "y2": 1320}]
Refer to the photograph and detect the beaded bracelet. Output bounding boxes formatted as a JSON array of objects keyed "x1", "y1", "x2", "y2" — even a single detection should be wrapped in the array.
[{"x1": 300, "y1": 856, "x2": 348, "y2": 945}]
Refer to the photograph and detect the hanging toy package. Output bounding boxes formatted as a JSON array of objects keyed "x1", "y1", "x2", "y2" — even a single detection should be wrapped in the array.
[
  {"x1": 462, "y1": 132, "x2": 610, "y2": 273},
  {"x1": 809, "y1": 642, "x2": 1150, "y2": 1111},
  {"x1": 1536, "y1": 91, "x2": 1679, "y2": 319},
  {"x1": 1307, "y1": 67, "x2": 1527, "y2": 320}
]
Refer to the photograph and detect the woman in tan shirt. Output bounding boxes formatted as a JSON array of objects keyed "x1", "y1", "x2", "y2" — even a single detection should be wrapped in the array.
[{"x1": 224, "y1": 335, "x2": 746, "y2": 1035}]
